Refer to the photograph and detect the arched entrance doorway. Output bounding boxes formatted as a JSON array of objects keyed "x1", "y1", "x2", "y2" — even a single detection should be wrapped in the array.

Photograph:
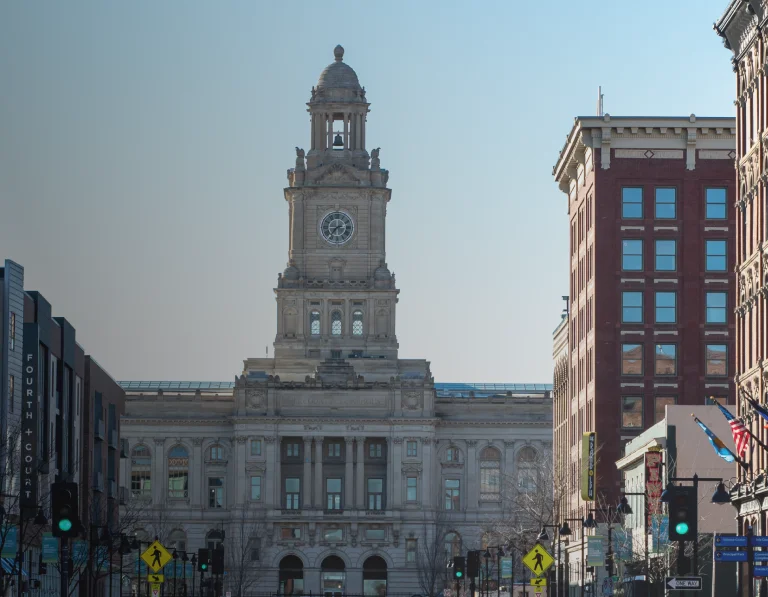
[
  {"x1": 362, "y1": 556, "x2": 387, "y2": 596},
  {"x1": 279, "y1": 555, "x2": 304, "y2": 595},
  {"x1": 321, "y1": 555, "x2": 346, "y2": 597}
]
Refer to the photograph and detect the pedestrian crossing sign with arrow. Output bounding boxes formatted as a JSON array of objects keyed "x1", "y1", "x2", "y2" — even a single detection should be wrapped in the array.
[
  {"x1": 530, "y1": 578, "x2": 547, "y2": 587},
  {"x1": 141, "y1": 540, "x2": 172, "y2": 573},
  {"x1": 522, "y1": 543, "x2": 555, "y2": 577}
]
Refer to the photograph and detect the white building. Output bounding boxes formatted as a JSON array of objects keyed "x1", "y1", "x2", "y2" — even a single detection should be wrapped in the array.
[{"x1": 119, "y1": 46, "x2": 552, "y2": 596}]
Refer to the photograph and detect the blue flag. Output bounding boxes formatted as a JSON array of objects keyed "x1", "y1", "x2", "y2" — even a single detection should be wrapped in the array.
[
  {"x1": 746, "y1": 397, "x2": 768, "y2": 425},
  {"x1": 694, "y1": 417, "x2": 737, "y2": 463}
]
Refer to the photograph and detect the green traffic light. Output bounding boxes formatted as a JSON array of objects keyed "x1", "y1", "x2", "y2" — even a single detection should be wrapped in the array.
[
  {"x1": 58, "y1": 519, "x2": 72, "y2": 532},
  {"x1": 201, "y1": 564, "x2": 208, "y2": 570},
  {"x1": 675, "y1": 522, "x2": 690, "y2": 535},
  {"x1": 455, "y1": 572, "x2": 463, "y2": 578}
]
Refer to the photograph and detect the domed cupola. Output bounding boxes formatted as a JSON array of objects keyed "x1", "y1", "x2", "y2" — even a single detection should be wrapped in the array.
[{"x1": 314, "y1": 45, "x2": 365, "y2": 103}]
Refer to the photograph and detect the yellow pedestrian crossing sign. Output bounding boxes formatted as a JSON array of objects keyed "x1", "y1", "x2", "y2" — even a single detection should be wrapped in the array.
[
  {"x1": 148, "y1": 574, "x2": 164, "y2": 584},
  {"x1": 522, "y1": 543, "x2": 554, "y2": 576},
  {"x1": 530, "y1": 577, "x2": 547, "y2": 587},
  {"x1": 141, "y1": 540, "x2": 172, "y2": 573}
]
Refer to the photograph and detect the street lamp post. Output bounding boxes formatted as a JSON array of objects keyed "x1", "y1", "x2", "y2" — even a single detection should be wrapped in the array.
[
  {"x1": 560, "y1": 515, "x2": 595, "y2": 597},
  {"x1": 191, "y1": 554, "x2": 197, "y2": 597},
  {"x1": 173, "y1": 549, "x2": 178, "y2": 597},
  {"x1": 539, "y1": 524, "x2": 569, "y2": 597},
  {"x1": 483, "y1": 549, "x2": 491, "y2": 597},
  {"x1": 118, "y1": 534, "x2": 133, "y2": 597}
]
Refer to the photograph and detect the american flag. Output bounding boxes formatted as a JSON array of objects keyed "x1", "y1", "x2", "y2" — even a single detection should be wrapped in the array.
[{"x1": 713, "y1": 398, "x2": 750, "y2": 457}]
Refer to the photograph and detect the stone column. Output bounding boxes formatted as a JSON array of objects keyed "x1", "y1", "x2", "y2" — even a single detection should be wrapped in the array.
[
  {"x1": 303, "y1": 437, "x2": 313, "y2": 508},
  {"x1": 345, "y1": 438, "x2": 354, "y2": 509},
  {"x1": 327, "y1": 113, "x2": 333, "y2": 149},
  {"x1": 291, "y1": 195, "x2": 304, "y2": 257},
  {"x1": 235, "y1": 436, "x2": 247, "y2": 505},
  {"x1": 392, "y1": 438, "x2": 403, "y2": 508},
  {"x1": 343, "y1": 112, "x2": 349, "y2": 149},
  {"x1": 422, "y1": 437, "x2": 433, "y2": 508},
  {"x1": 503, "y1": 440, "x2": 516, "y2": 478},
  {"x1": 153, "y1": 438, "x2": 165, "y2": 505},
  {"x1": 265, "y1": 436, "x2": 277, "y2": 509},
  {"x1": 314, "y1": 437, "x2": 324, "y2": 509},
  {"x1": 189, "y1": 438, "x2": 203, "y2": 507},
  {"x1": 355, "y1": 437, "x2": 366, "y2": 509},
  {"x1": 466, "y1": 440, "x2": 478, "y2": 510}
]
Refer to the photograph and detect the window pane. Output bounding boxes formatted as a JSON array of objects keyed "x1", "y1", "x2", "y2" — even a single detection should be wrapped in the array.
[
  {"x1": 286, "y1": 478, "x2": 300, "y2": 492},
  {"x1": 655, "y1": 188, "x2": 676, "y2": 219},
  {"x1": 622, "y1": 240, "x2": 643, "y2": 271},
  {"x1": 324, "y1": 528, "x2": 343, "y2": 541},
  {"x1": 622, "y1": 292, "x2": 643, "y2": 323},
  {"x1": 706, "y1": 292, "x2": 727, "y2": 324},
  {"x1": 251, "y1": 476, "x2": 261, "y2": 500},
  {"x1": 655, "y1": 396, "x2": 676, "y2": 423},
  {"x1": 327, "y1": 478, "x2": 342, "y2": 493},
  {"x1": 622, "y1": 397, "x2": 643, "y2": 428},
  {"x1": 368, "y1": 478, "x2": 383, "y2": 492},
  {"x1": 621, "y1": 344, "x2": 643, "y2": 375},
  {"x1": 352, "y1": 311, "x2": 364, "y2": 336},
  {"x1": 654, "y1": 240, "x2": 676, "y2": 271},
  {"x1": 331, "y1": 311, "x2": 342, "y2": 336},
  {"x1": 706, "y1": 188, "x2": 726, "y2": 219},
  {"x1": 705, "y1": 240, "x2": 727, "y2": 272},
  {"x1": 655, "y1": 344, "x2": 677, "y2": 375},
  {"x1": 655, "y1": 292, "x2": 677, "y2": 323},
  {"x1": 706, "y1": 344, "x2": 727, "y2": 376},
  {"x1": 310, "y1": 311, "x2": 321, "y2": 336},
  {"x1": 622, "y1": 187, "x2": 643, "y2": 219}
]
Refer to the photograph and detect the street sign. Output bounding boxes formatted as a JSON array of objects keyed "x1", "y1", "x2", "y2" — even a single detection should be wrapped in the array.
[
  {"x1": 151, "y1": 584, "x2": 161, "y2": 597},
  {"x1": 141, "y1": 540, "x2": 172, "y2": 573},
  {"x1": 755, "y1": 552, "x2": 768, "y2": 562},
  {"x1": 148, "y1": 574, "x2": 164, "y2": 584},
  {"x1": 522, "y1": 543, "x2": 555, "y2": 576},
  {"x1": 602, "y1": 577, "x2": 614, "y2": 596},
  {"x1": 715, "y1": 535, "x2": 748, "y2": 547},
  {"x1": 755, "y1": 566, "x2": 768, "y2": 577},
  {"x1": 500, "y1": 557, "x2": 513, "y2": 579},
  {"x1": 753, "y1": 536, "x2": 768, "y2": 547},
  {"x1": 530, "y1": 578, "x2": 547, "y2": 587},
  {"x1": 715, "y1": 550, "x2": 748, "y2": 562},
  {"x1": 665, "y1": 577, "x2": 702, "y2": 591},
  {"x1": 535, "y1": 593, "x2": 542, "y2": 597}
]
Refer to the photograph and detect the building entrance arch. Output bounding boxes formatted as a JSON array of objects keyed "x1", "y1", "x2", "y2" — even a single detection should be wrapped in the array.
[
  {"x1": 362, "y1": 556, "x2": 387, "y2": 596},
  {"x1": 279, "y1": 555, "x2": 304, "y2": 595},
  {"x1": 321, "y1": 555, "x2": 346, "y2": 597}
]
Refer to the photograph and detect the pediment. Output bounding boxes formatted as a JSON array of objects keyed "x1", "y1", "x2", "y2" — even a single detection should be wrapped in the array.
[{"x1": 315, "y1": 163, "x2": 362, "y2": 186}]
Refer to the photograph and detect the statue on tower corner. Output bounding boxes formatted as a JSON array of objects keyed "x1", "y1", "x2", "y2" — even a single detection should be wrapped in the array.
[
  {"x1": 371, "y1": 147, "x2": 381, "y2": 170},
  {"x1": 295, "y1": 147, "x2": 305, "y2": 171}
]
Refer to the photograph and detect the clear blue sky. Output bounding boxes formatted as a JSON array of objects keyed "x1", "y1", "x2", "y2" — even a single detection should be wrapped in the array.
[{"x1": 0, "y1": 1, "x2": 736, "y2": 383}]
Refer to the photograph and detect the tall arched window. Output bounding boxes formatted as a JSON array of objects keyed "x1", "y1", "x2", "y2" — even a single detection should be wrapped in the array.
[
  {"x1": 310, "y1": 311, "x2": 321, "y2": 336},
  {"x1": 517, "y1": 447, "x2": 538, "y2": 493},
  {"x1": 480, "y1": 447, "x2": 501, "y2": 501},
  {"x1": 131, "y1": 445, "x2": 152, "y2": 498},
  {"x1": 331, "y1": 311, "x2": 342, "y2": 336},
  {"x1": 352, "y1": 311, "x2": 364, "y2": 336},
  {"x1": 444, "y1": 532, "x2": 462, "y2": 558},
  {"x1": 167, "y1": 445, "x2": 189, "y2": 499},
  {"x1": 168, "y1": 529, "x2": 187, "y2": 552},
  {"x1": 206, "y1": 530, "x2": 224, "y2": 551}
]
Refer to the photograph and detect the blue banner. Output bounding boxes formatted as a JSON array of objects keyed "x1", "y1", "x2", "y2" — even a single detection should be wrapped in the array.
[
  {"x1": 72, "y1": 541, "x2": 88, "y2": 566},
  {"x1": 612, "y1": 529, "x2": 632, "y2": 562},
  {"x1": 716, "y1": 535, "x2": 748, "y2": 547},
  {"x1": 753, "y1": 537, "x2": 768, "y2": 547},
  {"x1": 652, "y1": 516, "x2": 669, "y2": 551},
  {"x1": 1, "y1": 527, "x2": 17, "y2": 558},
  {"x1": 42, "y1": 534, "x2": 58, "y2": 564},
  {"x1": 754, "y1": 552, "x2": 768, "y2": 562},
  {"x1": 755, "y1": 565, "x2": 768, "y2": 577},
  {"x1": 715, "y1": 550, "x2": 747, "y2": 562}
]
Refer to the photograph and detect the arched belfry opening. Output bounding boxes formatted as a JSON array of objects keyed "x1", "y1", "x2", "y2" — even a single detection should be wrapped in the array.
[{"x1": 279, "y1": 555, "x2": 304, "y2": 595}]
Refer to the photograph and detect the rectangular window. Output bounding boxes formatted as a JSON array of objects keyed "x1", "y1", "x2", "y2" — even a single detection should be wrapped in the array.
[
  {"x1": 622, "y1": 239, "x2": 643, "y2": 271},
  {"x1": 621, "y1": 344, "x2": 643, "y2": 375},
  {"x1": 250, "y1": 476, "x2": 261, "y2": 501},
  {"x1": 368, "y1": 443, "x2": 383, "y2": 458},
  {"x1": 365, "y1": 528, "x2": 386, "y2": 541},
  {"x1": 706, "y1": 292, "x2": 727, "y2": 324},
  {"x1": 655, "y1": 396, "x2": 676, "y2": 423},
  {"x1": 622, "y1": 291, "x2": 644, "y2": 323},
  {"x1": 705, "y1": 344, "x2": 727, "y2": 376},
  {"x1": 326, "y1": 478, "x2": 342, "y2": 510},
  {"x1": 655, "y1": 291, "x2": 677, "y2": 323},
  {"x1": 208, "y1": 478, "x2": 224, "y2": 508},
  {"x1": 323, "y1": 528, "x2": 343, "y2": 542},
  {"x1": 406, "y1": 441, "x2": 417, "y2": 457},
  {"x1": 281, "y1": 527, "x2": 301, "y2": 540},
  {"x1": 655, "y1": 187, "x2": 676, "y2": 219},
  {"x1": 250, "y1": 439, "x2": 262, "y2": 457},
  {"x1": 8, "y1": 376, "x2": 13, "y2": 413},
  {"x1": 621, "y1": 397, "x2": 643, "y2": 429},
  {"x1": 705, "y1": 240, "x2": 727, "y2": 272},
  {"x1": 446, "y1": 447, "x2": 457, "y2": 462},
  {"x1": 285, "y1": 478, "x2": 300, "y2": 510},
  {"x1": 654, "y1": 344, "x2": 677, "y2": 376},
  {"x1": 444, "y1": 479, "x2": 460, "y2": 510},
  {"x1": 327, "y1": 443, "x2": 341, "y2": 458},
  {"x1": 706, "y1": 188, "x2": 727, "y2": 219},
  {"x1": 285, "y1": 443, "x2": 300, "y2": 458},
  {"x1": 367, "y1": 478, "x2": 383, "y2": 510},
  {"x1": 9, "y1": 312, "x2": 15, "y2": 350},
  {"x1": 655, "y1": 239, "x2": 677, "y2": 271},
  {"x1": 622, "y1": 187, "x2": 643, "y2": 219},
  {"x1": 406, "y1": 538, "x2": 418, "y2": 563},
  {"x1": 406, "y1": 476, "x2": 417, "y2": 502}
]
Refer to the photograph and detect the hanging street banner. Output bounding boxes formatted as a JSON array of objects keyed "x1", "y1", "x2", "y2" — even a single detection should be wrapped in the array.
[
  {"x1": 1, "y1": 527, "x2": 17, "y2": 557},
  {"x1": 42, "y1": 533, "x2": 58, "y2": 563},
  {"x1": 72, "y1": 541, "x2": 88, "y2": 566},
  {"x1": 587, "y1": 537, "x2": 605, "y2": 566},
  {"x1": 500, "y1": 557, "x2": 513, "y2": 579},
  {"x1": 612, "y1": 528, "x2": 632, "y2": 562},
  {"x1": 645, "y1": 448, "x2": 663, "y2": 527},
  {"x1": 581, "y1": 432, "x2": 596, "y2": 501},
  {"x1": 20, "y1": 324, "x2": 39, "y2": 515},
  {"x1": 651, "y1": 516, "x2": 669, "y2": 552}
]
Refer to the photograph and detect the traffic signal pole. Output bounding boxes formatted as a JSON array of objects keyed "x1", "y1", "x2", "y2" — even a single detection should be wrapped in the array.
[{"x1": 60, "y1": 536, "x2": 69, "y2": 597}]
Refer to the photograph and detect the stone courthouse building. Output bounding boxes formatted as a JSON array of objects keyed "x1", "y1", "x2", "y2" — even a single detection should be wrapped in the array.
[{"x1": 119, "y1": 46, "x2": 552, "y2": 596}]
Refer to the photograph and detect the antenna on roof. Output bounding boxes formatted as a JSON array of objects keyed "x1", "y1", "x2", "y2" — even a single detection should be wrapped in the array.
[
  {"x1": 597, "y1": 86, "x2": 604, "y2": 117},
  {"x1": 266, "y1": 346, "x2": 268, "y2": 357}
]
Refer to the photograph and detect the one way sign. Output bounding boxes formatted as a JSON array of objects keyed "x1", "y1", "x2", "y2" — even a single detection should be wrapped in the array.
[{"x1": 666, "y1": 577, "x2": 702, "y2": 591}]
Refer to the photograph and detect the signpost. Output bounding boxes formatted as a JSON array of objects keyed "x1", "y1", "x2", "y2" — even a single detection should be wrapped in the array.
[
  {"x1": 151, "y1": 583, "x2": 161, "y2": 597},
  {"x1": 141, "y1": 540, "x2": 172, "y2": 574},
  {"x1": 665, "y1": 577, "x2": 702, "y2": 591},
  {"x1": 714, "y1": 550, "x2": 748, "y2": 562},
  {"x1": 602, "y1": 577, "x2": 613, "y2": 596},
  {"x1": 522, "y1": 544, "x2": 555, "y2": 577}
]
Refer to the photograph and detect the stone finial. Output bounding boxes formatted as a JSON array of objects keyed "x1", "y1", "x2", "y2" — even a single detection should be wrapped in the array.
[{"x1": 334, "y1": 45, "x2": 344, "y2": 61}]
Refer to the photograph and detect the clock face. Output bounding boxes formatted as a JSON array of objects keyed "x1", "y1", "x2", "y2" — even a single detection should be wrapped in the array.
[{"x1": 320, "y1": 211, "x2": 354, "y2": 245}]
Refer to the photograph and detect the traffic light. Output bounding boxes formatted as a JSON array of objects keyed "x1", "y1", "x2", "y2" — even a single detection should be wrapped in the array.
[
  {"x1": 51, "y1": 481, "x2": 79, "y2": 538},
  {"x1": 453, "y1": 556, "x2": 465, "y2": 579},
  {"x1": 38, "y1": 553, "x2": 47, "y2": 575},
  {"x1": 198, "y1": 548, "x2": 211, "y2": 572},
  {"x1": 466, "y1": 550, "x2": 479, "y2": 578},
  {"x1": 604, "y1": 555, "x2": 613, "y2": 577},
  {"x1": 668, "y1": 485, "x2": 698, "y2": 541},
  {"x1": 211, "y1": 547, "x2": 225, "y2": 574}
]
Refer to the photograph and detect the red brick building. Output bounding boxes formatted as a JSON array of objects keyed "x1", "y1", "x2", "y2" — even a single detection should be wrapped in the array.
[{"x1": 551, "y1": 116, "x2": 737, "y2": 544}]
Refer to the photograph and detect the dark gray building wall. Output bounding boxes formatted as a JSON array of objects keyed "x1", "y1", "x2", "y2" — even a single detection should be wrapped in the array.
[{"x1": 1, "y1": 260, "x2": 24, "y2": 433}]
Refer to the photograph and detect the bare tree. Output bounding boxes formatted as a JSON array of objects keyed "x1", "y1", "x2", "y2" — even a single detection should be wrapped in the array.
[
  {"x1": 225, "y1": 502, "x2": 264, "y2": 597},
  {"x1": 416, "y1": 513, "x2": 453, "y2": 597}
]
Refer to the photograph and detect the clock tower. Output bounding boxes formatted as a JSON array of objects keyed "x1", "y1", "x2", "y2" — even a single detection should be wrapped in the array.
[{"x1": 274, "y1": 46, "x2": 399, "y2": 368}]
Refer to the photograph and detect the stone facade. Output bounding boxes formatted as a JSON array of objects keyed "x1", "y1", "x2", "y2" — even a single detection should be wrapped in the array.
[{"x1": 119, "y1": 47, "x2": 552, "y2": 596}]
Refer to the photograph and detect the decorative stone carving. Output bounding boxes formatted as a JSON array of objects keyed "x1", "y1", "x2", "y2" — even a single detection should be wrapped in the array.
[
  {"x1": 154, "y1": 439, "x2": 165, "y2": 446},
  {"x1": 192, "y1": 438, "x2": 204, "y2": 446},
  {"x1": 422, "y1": 438, "x2": 433, "y2": 445},
  {"x1": 467, "y1": 440, "x2": 478, "y2": 447},
  {"x1": 246, "y1": 389, "x2": 266, "y2": 409},
  {"x1": 265, "y1": 436, "x2": 277, "y2": 444},
  {"x1": 304, "y1": 425, "x2": 322, "y2": 431},
  {"x1": 393, "y1": 437, "x2": 404, "y2": 445},
  {"x1": 402, "y1": 391, "x2": 423, "y2": 410},
  {"x1": 503, "y1": 440, "x2": 515, "y2": 448},
  {"x1": 347, "y1": 425, "x2": 364, "y2": 431},
  {"x1": 235, "y1": 436, "x2": 247, "y2": 444}
]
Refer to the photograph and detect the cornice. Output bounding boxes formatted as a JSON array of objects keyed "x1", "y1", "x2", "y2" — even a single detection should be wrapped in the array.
[{"x1": 122, "y1": 416, "x2": 551, "y2": 428}]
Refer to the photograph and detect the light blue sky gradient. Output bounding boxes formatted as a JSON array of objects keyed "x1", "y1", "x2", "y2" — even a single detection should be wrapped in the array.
[{"x1": 0, "y1": 1, "x2": 735, "y2": 383}]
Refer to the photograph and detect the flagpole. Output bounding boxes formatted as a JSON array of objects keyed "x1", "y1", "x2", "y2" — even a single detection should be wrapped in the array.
[{"x1": 692, "y1": 415, "x2": 750, "y2": 471}]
